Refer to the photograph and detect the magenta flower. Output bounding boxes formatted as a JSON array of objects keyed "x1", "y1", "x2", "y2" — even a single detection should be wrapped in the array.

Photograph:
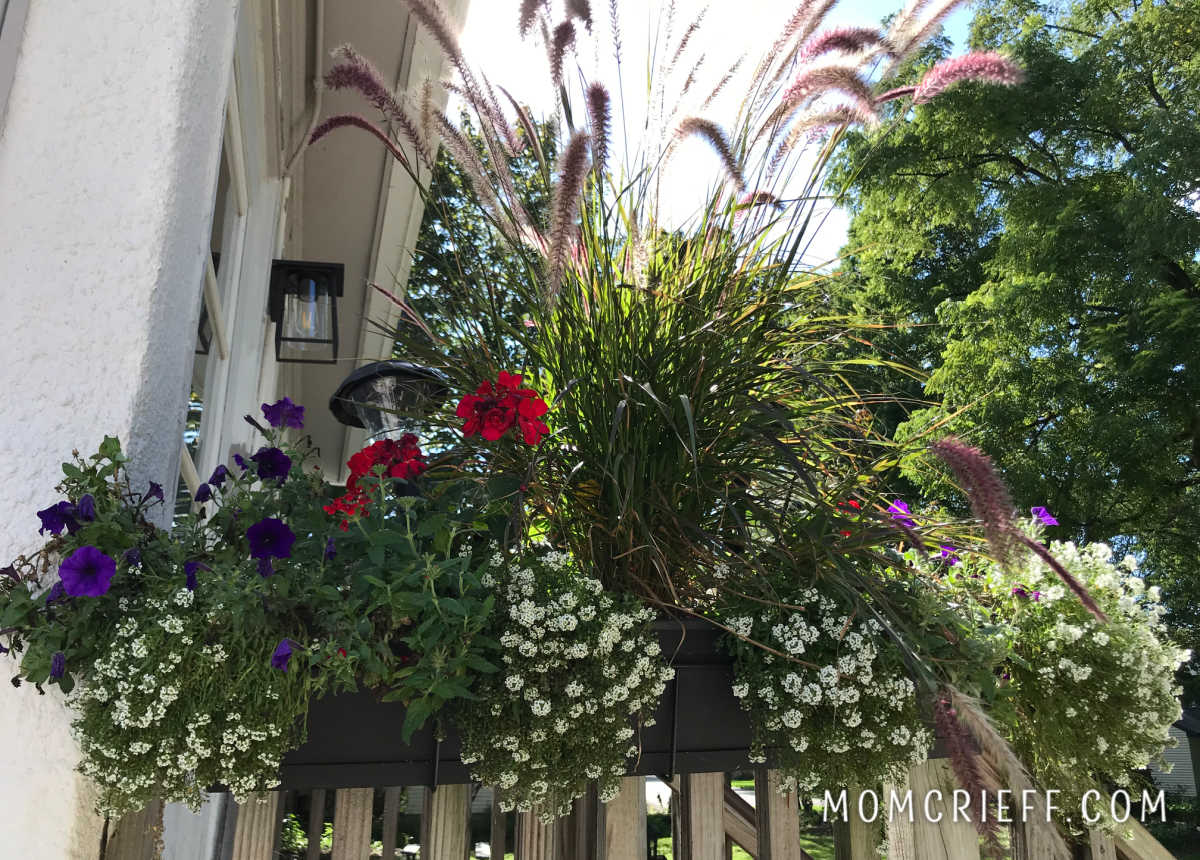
[
  {"x1": 58, "y1": 546, "x2": 117, "y2": 597},
  {"x1": 1031, "y1": 506, "x2": 1058, "y2": 526},
  {"x1": 250, "y1": 447, "x2": 292, "y2": 483},
  {"x1": 262, "y1": 397, "x2": 305, "y2": 430},
  {"x1": 887, "y1": 499, "x2": 915, "y2": 527},
  {"x1": 247, "y1": 517, "x2": 295, "y2": 561},
  {"x1": 271, "y1": 639, "x2": 294, "y2": 671}
]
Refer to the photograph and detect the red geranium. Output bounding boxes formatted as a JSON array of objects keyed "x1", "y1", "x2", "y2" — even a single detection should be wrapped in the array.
[
  {"x1": 457, "y1": 371, "x2": 549, "y2": 446},
  {"x1": 324, "y1": 434, "x2": 427, "y2": 528}
]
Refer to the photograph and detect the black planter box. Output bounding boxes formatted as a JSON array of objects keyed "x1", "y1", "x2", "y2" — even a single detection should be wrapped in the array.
[{"x1": 278, "y1": 616, "x2": 753, "y2": 789}]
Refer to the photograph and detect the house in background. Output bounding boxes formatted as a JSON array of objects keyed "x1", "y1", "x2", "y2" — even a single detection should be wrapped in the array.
[
  {"x1": 0, "y1": 0, "x2": 466, "y2": 856},
  {"x1": 1152, "y1": 708, "x2": 1200, "y2": 797}
]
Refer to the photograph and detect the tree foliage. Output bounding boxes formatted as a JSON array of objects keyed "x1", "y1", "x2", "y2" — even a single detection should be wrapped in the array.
[{"x1": 830, "y1": 0, "x2": 1200, "y2": 698}]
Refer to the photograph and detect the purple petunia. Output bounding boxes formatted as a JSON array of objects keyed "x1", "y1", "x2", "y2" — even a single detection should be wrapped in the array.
[
  {"x1": 1031, "y1": 506, "x2": 1058, "y2": 527},
  {"x1": 247, "y1": 517, "x2": 295, "y2": 560},
  {"x1": 250, "y1": 447, "x2": 292, "y2": 483},
  {"x1": 262, "y1": 397, "x2": 305, "y2": 430},
  {"x1": 324, "y1": 537, "x2": 337, "y2": 561},
  {"x1": 194, "y1": 483, "x2": 213, "y2": 503},
  {"x1": 184, "y1": 560, "x2": 209, "y2": 591},
  {"x1": 76, "y1": 495, "x2": 96, "y2": 522},
  {"x1": 45, "y1": 582, "x2": 66, "y2": 605},
  {"x1": 233, "y1": 453, "x2": 250, "y2": 472},
  {"x1": 939, "y1": 545, "x2": 960, "y2": 566},
  {"x1": 146, "y1": 482, "x2": 164, "y2": 503},
  {"x1": 257, "y1": 557, "x2": 274, "y2": 578},
  {"x1": 887, "y1": 499, "x2": 915, "y2": 527},
  {"x1": 50, "y1": 652, "x2": 66, "y2": 679},
  {"x1": 1012, "y1": 586, "x2": 1029, "y2": 599},
  {"x1": 123, "y1": 547, "x2": 142, "y2": 567},
  {"x1": 208, "y1": 465, "x2": 230, "y2": 488},
  {"x1": 37, "y1": 501, "x2": 79, "y2": 536},
  {"x1": 271, "y1": 639, "x2": 294, "y2": 671},
  {"x1": 58, "y1": 546, "x2": 117, "y2": 597}
]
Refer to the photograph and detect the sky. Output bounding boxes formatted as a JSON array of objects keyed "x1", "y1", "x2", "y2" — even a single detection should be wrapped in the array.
[{"x1": 456, "y1": 0, "x2": 974, "y2": 264}]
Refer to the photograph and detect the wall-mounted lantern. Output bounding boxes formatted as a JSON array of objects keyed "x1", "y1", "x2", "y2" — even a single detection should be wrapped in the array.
[
  {"x1": 329, "y1": 360, "x2": 449, "y2": 438},
  {"x1": 268, "y1": 259, "x2": 344, "y2": 364}
]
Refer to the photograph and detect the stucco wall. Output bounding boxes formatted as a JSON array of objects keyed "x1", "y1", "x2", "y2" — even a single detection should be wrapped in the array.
[{"x1": 0, "y1": 0, "x2": 239, "y2": 856}]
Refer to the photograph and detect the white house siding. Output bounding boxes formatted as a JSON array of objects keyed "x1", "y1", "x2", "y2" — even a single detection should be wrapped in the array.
[
  {"x1": 0, "y1": 0, "x2": 239, "y2": 856},
  {"x1": 1153, "y1": 725, "x2": 1198, "y2": 796}
]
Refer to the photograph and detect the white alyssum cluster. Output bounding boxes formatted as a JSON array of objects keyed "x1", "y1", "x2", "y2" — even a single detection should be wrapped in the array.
[
  {"x1": 458, "y1": 550, "x2": 673, "y2": 820},
  {"x1": 726, "y1": 587, "x2": 931, "y2": 793},
  {"x1": 981, "y1": 538, "x2": 1189, "y2": 812},
  {"x1": 67, "y1": 594, "x2": 306, "y2": 817}
]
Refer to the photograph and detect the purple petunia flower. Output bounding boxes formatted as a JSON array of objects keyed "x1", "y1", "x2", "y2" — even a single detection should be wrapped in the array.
[
  {"x1": 58, "y1": 546, "x2": 117, "y2": 597},
  {"x1": 37, "y1": 502, "x2": 79, "y2": 536},
  {"x1": 184, "y1": 560, "x2": 209, "y2": 591},
  {"x1": 233, "y1": 453, "x2": 250, "y2": 472},
  {"x1": 257, "y1": 557, "x2": 274, "y2": 578},
  {"x1": 324, "y1": 537, "x2": 337, "y2": 561},
  {"x1": 50, "y1": 652, "x2": 66, "y2": 679},
  {"x1": 1031, "y1": 506, "x2": 1058, "y2": 526},
  {"x1": 250, "y1": 447, "x2": 292, "y2": 483},
  {"x1": 887, "y1": 499, "x2": 915, "y2": 527},
  {"x1": 45, "y1": 582, "x2": 66, "y2": 605},
  {"x1": 939, "y1": 545, "x2": 960, "y2": 566},
  {"x1": 262, "y1": 397, "x2": 305, "y2": 430},
  {"x1": 208, "y1": 465, "x2": 230, "y2": 488},
  {"x1": 194, "y1": 483, "x2": 213, "y2": 503},
  {"x1": 146, "y1": 482, "x2": 164, "y2": 503},
  {"x1": 247, "y1": 517, "x2": 295, "y2": 560},
  {"x1": 123, "y1": 547, "x2": 142, "y2": 567},
  {"x1": 76, "y1": 495, "x2": 96, "y2": 522},
  {"x1": 271, "y1": 639, "x2": 294, "y2": 671}
]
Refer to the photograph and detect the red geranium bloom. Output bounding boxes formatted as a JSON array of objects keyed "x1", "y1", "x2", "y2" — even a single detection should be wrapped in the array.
[
  {"x1": 457, "y1": 372, "x2": 550, "y2": 446},
  {"x1": 325, "y1": 435, "x2": 427, "y2": 527}
]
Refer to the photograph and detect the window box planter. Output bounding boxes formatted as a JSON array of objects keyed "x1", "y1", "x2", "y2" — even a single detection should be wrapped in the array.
[{"x1": 278, "y1": 616, "x2": 750, "y2": 789}]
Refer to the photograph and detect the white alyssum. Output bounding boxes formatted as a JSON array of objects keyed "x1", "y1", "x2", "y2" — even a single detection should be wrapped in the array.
[{"x1": 459, "y1": 550, "x2": 672, "y2": 821}]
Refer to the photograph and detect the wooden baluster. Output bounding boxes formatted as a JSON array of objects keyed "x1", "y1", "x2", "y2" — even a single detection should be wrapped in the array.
[
  {"x1": 230, "y1": 793, "x2": 279, "y2": 860},
  {"x1": 490, "y1": 788, "x2": 508, "y2": 860},
  {"x1": 755, "y1": 768, "x2": 805, "y2": 860},
  {"x1": 515, "y1": 807, "x2": 556, "y2": 860},
  {"x1": 424, "y1": 784, "x2": 471, "y2": 860},
  {"x1": 908, "y1": 761, "x2": 981, "y2": 860},
  {"x1": 680, "y1": 772, "x2": 725, "y2": 860},
  {"x1": 305, "y1": 788, "x2": 327, "y2": 860},
  {"x1": 104, "y1": 799, "x2": 165, "y2": 860},
  {"x1": 883, "y1": 781, "x2": 915, "y2": 860},
  {"x1": 1086, "y1": 828, "x2": 1117, "y2": 860},
  {"x1": 380, "y1": 787, "x2": 403, "y2": 860},
  {"x1": 331, "y1": 788, "x2": 373, "y2": 860},
  {"x1": 604, "y1": 776, "x2": 647, "y2": 860},
  {"x1": 847, "y1": 785, "x2": 881, "y2": 860}
]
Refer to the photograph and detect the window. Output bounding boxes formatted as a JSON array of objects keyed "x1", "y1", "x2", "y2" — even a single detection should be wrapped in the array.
[{"x1": 177, "y1": 65, "x2": 250, "y2": 519}]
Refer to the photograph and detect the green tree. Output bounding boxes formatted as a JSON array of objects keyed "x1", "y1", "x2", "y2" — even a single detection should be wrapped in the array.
[
  {"x1": 830, "y1": 0, "x2": 1200, "y2": 698},
  {"x1": 402, "y1": 113, "x2": 557, "y2": 355}
]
